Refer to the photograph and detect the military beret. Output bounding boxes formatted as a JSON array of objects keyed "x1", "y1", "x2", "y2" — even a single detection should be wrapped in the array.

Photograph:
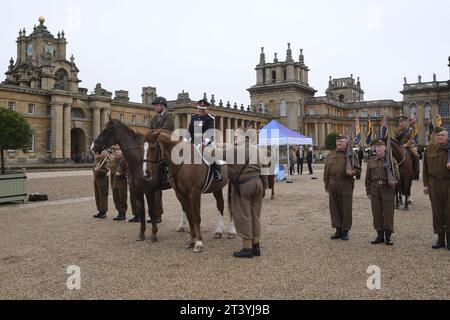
[
  {"x1": 399, "y1": 116, "x2": 408, "y2": 121},
  {"x1": 197, "y1": 99, "x2": 210, "y2": 110},
  {"x1": 336, "y1": 134, "x2": 348, "y2": 141},
  {"x1": 372, "y1": 139, "x2": 386, "y2": 146},
  {"x1": 435, "y1": 126, "x2": 448, "y2": 134}
]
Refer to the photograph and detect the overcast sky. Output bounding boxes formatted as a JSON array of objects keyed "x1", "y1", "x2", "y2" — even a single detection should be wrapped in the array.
[{"x1": 1, "y1": 0, "x2": 449, "y2": 105}]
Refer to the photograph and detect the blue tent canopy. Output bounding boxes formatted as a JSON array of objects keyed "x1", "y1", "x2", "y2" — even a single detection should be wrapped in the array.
[{"x1": 259, "y1": 120, "x2": 313, "y2": 146}]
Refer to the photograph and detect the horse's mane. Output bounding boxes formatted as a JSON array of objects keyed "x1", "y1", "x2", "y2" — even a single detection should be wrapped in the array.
[{"x1": 113, "y1": 120, "x2": 144, "y2": 141}]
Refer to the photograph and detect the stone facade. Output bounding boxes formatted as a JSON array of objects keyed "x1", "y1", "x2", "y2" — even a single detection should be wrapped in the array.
[
  {"x1": 0, "y1": 18, "x2": 270, "y2": 163},
  {"x1": 249, "y1": 44, "x2": 450, "y2": 147}
]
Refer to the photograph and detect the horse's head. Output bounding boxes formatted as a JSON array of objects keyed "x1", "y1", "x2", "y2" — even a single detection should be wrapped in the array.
[
  {"x1": 92, "y1": 119, "x2": 121, "y2": 154},
  {"x1": 142, "y1": 130, "x2": 165, "y2": 179},
  {"x1": 389, "y1": 138, "x2": 404, "y2": 162}
]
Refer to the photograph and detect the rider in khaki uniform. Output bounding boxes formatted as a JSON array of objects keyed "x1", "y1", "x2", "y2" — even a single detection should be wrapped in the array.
[
  {"x1": 365, "y1": 140, "x2": 400, "y2": 246},
  {"x1": 109, "y1": 145, "x2": 128, "y2": 221},
  {"x1": 395, "y1": 116, "x2": 420, "y2": 179},
  {"x1": 324, "y1": 134, "x2": 361, "y2": 241},
  {"x1": 423, "y1": 126, "x2": 450, "y2": 250},
  {"x1": 93, "y1": 150, "x2": 110, "y2": 219},
  {"x1": 228, "y1": 128, "x2": 266, "y2": 258}
]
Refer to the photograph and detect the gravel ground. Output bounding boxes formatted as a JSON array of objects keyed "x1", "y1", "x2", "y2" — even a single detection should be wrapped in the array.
[{"x1": 0, "y1": 164, "x2": 449, "y2": 300}]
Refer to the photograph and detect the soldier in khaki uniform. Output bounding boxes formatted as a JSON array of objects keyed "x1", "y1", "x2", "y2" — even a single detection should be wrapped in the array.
[
  {"x1": 395, "y1": 116, "x2": 420, "y2": 179},
  {"x1": 109, "y1": 145, "x2": 128, "y2": 221},
  {"x1": 324, "y1": 134, "x2": 361, "y2": 241},
  {"x1": 365, "y1": 140, "x2": 400, "y2": 245},
  {"x1": 93, "y1": 150, "x2": 110, "y2": 219},
  {"x1": 228, "y1": 128, "x2": 266, "y2": 258},
  {"x1": 423, "y1": 126, "x2": 450, "y2": 250}
]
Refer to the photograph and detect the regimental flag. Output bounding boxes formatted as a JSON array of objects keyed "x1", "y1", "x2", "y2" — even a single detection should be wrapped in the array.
[
  {"x1": 366, "y1": 117, "x2": 372, "y2": 146},
  {"x1": 428, "y1": 118, "x2": 435, "y2": 144},
  {"x1": 412, "y1": 112, "x2": 419, "y2": 144},
  {"x1": 381, "y1": 115, "x2": 388, "y2": 139},
  {"x1": 436, "y1": 114, "x2": 443, "y2": 127},
  {"x1": 355, "y1": 115, "x2": 361, "y2": 146}
]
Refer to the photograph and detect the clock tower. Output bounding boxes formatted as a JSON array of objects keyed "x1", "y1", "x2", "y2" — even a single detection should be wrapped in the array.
[{"x1": 3, "y1": 17, "x2": 80, "y2": 93}]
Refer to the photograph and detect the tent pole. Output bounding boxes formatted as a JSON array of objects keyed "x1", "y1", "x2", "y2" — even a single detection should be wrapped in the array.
[{"x1": 287, "y1": 143, "x2": 293, "y2": 183}]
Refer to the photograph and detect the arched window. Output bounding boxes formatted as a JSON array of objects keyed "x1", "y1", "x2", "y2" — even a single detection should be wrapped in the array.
[
  {"x1": 280, "y1": 100, "x2": 287, "y2": 117},
  {"x1": 410, "y1": 104, "x2": 417, "y2": 119},
  {"x1": 71, "y1": 108, "x2": 86, "y2": 119},
  {"x1": 272, "y1": 71, "x2": 276, "y2": 83},
  {"x1": 424, "y1": 103, "x2": 431, "y2": 119},
  {"x1": 439, "y1": 102, "x2": 449, "y2": 118}
]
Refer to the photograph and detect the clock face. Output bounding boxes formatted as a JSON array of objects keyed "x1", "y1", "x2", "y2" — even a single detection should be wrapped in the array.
[{"x1": 27, "y1": 44, "x2": 33, "y2": 56}]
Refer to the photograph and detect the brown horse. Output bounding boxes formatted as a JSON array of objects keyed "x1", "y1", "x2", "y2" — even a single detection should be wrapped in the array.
[
  {"x1": 92, "y1": 119, "x2": 163, "y2": 242},
  {"x1": 143, "y1": 129, "x2": 230, "y2": 253},
  {"x1": 390, "y1": 139, "x2": 414, "y2": 211}
]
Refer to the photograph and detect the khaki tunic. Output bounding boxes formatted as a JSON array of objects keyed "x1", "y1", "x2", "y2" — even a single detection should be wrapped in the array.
[
  {"x1": 423, "y1": 143, "x2": 450, "y2": 234},
  {"x1": 323, "y1": 150, "x2": 361, "y2": 231},
  {"x1": 365, "y1": 156, "x2": 400, "y2": 233},
  {"x1": 110, "y1": 158, "x2": 128, "y2": 215},
  {"x1": 150, "y1": 111, "x2": 175, "y2": 217},
  {"x1": 394, "y1": 127, "x2": 415, "y2": 147},
  {"x1": 93, "y1": 159, "x2": 109, "y2": 213},
  {"x1": 228, "y1": 141, "x2": 264, "y2": 242}
]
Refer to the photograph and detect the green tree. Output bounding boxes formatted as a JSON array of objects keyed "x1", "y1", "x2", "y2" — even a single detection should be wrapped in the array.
[
  {"x1": 325, "y1": 133, "x2": 339, "y2": 150},
  {"x1": 0, "y1": 108, "x2": 32, "y2": 175}
]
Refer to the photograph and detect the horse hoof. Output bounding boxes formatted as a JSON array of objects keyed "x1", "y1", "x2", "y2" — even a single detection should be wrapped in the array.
[
  {"x1": 270, "y1": 196, "x2": 275, "y2": 200},
  {"x1": 151, "y1": 237, "x2": 158, "y2": 243},
  {"x1": 185, "y1": 243, "x2": 195, "y2": 250},
  {"x1": 403, "y1": 207, "x2": 410, "y2": 212},
  {"x1": 214, "y1": 233, "x2": 222, "y2": 239},
  {"x1": 137, "y1": 235, "x2": 145, "y2": 242},
  {"x1": 176, "y1": 227, "x2": 185, "y2": 233},
  {"x1": 193, "y1": 241, "x2": 204, "y2": 253},
  {"x1": 227, "y1": 233, "x2": 237, "y2": 239}
]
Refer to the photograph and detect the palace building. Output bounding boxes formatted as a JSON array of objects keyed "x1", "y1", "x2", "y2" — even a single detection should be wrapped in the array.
[
  {"x1": 248, "y1": 45, "x2": 450, "y2": 147},
  {"x1": 1, "y1": 18, "x2": 449, "y2": 163}
]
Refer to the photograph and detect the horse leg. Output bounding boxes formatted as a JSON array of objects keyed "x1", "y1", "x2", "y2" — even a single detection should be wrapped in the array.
[
  {"x1": 191, "y1": 189, "x2": 204, "y2": 253},
  {"x1": 135, "y1": 190, "x2": 146, "y2": 241},
  {"x1": 271, "y1": 185, "x2": 275, "y2": 200},
  {"x1": 176, "y1": 210, "x2": 188, "y2": 233},
  {"x1": 227, "y1": 213, "x2": 237, "y2": 239},
  {"x1": 177, "y1": 193, "x2": 195, "y2": 249},
  {"x1": 213, "y1": 191, "x2": 225, "y2": 239},
  {"x1": 145, "y1": 192, "x2": 158, "y2": 243},
  {"x1": 395, "y1": 188, "x2": 400, "y2": 209}
]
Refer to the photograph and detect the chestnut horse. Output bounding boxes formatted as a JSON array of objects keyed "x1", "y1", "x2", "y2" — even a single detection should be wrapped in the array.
[
  {"x1": 390, "y1": 139, "x2": 414, "y2": 211},
  {"x1": 143, "y1": 129, "x2": 231, "y2": 253}
]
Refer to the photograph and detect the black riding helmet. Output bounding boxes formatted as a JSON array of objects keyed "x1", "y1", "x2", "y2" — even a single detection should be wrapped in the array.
[{"x1": 151, "y1": 97, "x2": 168, "y2": 107}]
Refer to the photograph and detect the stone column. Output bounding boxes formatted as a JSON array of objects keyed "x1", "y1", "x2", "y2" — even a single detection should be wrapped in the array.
[
  {"x1": 226, "y1": 117, "x2": 232, "y2": 144},
  {"x1": 187, "y1": 113, "x2": 192, "y2": 129},
  {"x1": 174, "y1": 114, "x2": 180, "y2": 129},
  {"x1": 417, "y1": 103, "x2": 425, "y2": 144},
  {"x1": 234, "y1": 118, "x2": 239, "y2": 130},
  {"x1": 51, "y1": 103, "x2": 64, "y2": 161},
  {"x1": 63, "y1": 104, "x2": 72, "y2": 161},
  {"x1": 100, "y1": 108, "x2": 109, "y2": 131},
  {"x1": 314, "y1": 123, "x2": 319, "y2": 147},
  {"x1": 93, "y1": 107, "x2": 101, "y2": 140},
  {"x1": 218, "y1": 116, "x2": 224, "y2": 143},
  {"x1": 321, "y1": 123, "x2": 326, "y2": 147}
]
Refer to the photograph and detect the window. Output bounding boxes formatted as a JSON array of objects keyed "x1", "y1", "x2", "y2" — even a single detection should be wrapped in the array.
[
  {"x1": 280, "y1": 100, "x2": 287, "y2": 117},
  {"x1": 410, "y1": 104, "x2": 417, "y2": 119},
  {"x1": 28, "y1": 104, "x2": 35, "y2": 115},
  {"x1": 28, "y1": 131, "x2": 35, "y2": 152},
  {"x1": 71, "y1": 108, "x2": 86, "y2": 119},
  {"x1": 8, "y1": 101, "x2": 16, "y2": 111},
  {"x1": 131, "y1": 115, "x2": 136, "y2": 125},
  {"x1": 349, "y1": 112, "x2": 355, "y2": 118},
  {"x1": 47, "y1": 105, "x2": 51, "y2": 116},
  {"x1": 439, "y1": 102, "x2": 449, "y2": 118},
  {"x1": 272, "y1": 71, "x2": 276, "y2": 83},
  {"x1": 424, "y1": 103, "x2": 431, "y2": 119},
  {"x1": 119, "y1": 114, "x2": 124, "y2": 123},
  {"x1": 443, "y1": 123, "x2": 450, "y2": 132},
  {"x1": 309, "y1": 108, "x2": 315, "y2": 116},
  {"x1": 374, "y1": 111, "x2": 381, "y2": 117},
  {"x1": 46, "y1": 130, "x2": 52, "y2": 152},
  {"x1": 360, "y1": 111, "x2": 368, "y2": 118},
  {"x1": 143, "y1": 116, "x2": 148, "y2": 125}
]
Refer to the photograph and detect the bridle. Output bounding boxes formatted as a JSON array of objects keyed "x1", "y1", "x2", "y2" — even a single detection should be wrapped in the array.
[{"x1": 391, "y1": 139, "x2": 406, "y2": 167}]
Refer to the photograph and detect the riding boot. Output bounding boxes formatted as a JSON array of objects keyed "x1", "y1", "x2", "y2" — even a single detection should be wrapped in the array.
[
  {"x1": 330, "y1": 228, "x2": 342, "y2": 240},
  {"x1": 371, "y1": 231, "x2": 385, "y2": 245},
  {"x1": 211, "y1": 163, "x2": 223, "y2": 181},
  {"x1": 341, "y1": 230, "x2": 349, "y2": 241},
  {"x1": 432, "y1": 234, "x2": 445, "y2": 249},
  {"x1": 385, "y1": 231, "x2": 393, "y2": 246}
]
